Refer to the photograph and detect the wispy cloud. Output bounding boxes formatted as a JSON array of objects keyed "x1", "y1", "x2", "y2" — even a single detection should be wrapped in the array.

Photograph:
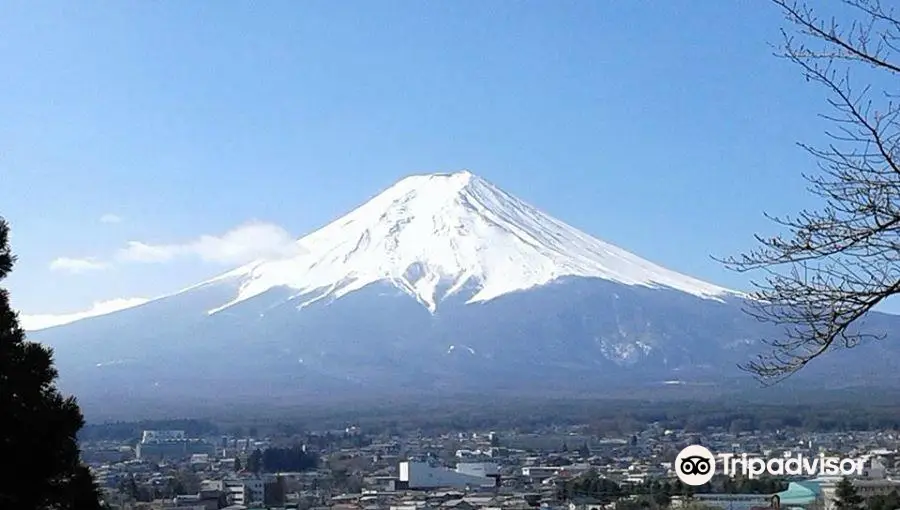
[
  {"x1": 19, "y1": 297, "x2": 150, "y2": 331},
  {"x1": 117, "y1": 241, "x2": 177, "y2": 263},
  {"x1": 99, "y1": 214, "x2": 123, "y2": 224},
  {"x1": 116, "y1": 221, "x2": 304, "y2": 265},
  {"x1": 48, "y1": 221, "x2": 303, "y2": 274},
  {"x1": 49, "y1": 257, "x2": 108, "y2": 273}
]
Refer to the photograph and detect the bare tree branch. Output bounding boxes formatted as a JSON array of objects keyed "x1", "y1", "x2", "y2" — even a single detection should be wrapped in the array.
[{"x1": 717, "y1": 0, "x2": 900, "y2": 382}]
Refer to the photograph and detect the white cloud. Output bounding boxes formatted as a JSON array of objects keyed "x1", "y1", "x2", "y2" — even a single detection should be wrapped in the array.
[
  {"x1": 99, "y1": 214, "x2": 123, "y2": 224},
  {"x1": 49, "y1": 257, "x2": 108, "y2": 273},
  {"x1": 116, "y1": 221, "x2": 304, "y2": 265},
  {"x1": 47, "y1": 221, "x2": 301, "y2": 275},
  {"x1": 19, "y1": 297, "x2": 150, "y2": 331},
  {"x1": 117, "y1": 241, "x2": 177, "y2": 263}
]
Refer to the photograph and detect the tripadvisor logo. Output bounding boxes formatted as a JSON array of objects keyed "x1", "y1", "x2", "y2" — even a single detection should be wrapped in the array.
[
  {"x1": 675, "y1": 445, "x2": 716, "y2": 486},
  {"x1": 674, "y1": 444, "x2": 865, "y2": 486}
]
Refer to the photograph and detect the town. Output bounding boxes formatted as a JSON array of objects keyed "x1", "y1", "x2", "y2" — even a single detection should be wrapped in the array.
[{"x1": 81, "y1": 417, "x2": 900, "y2": 510}]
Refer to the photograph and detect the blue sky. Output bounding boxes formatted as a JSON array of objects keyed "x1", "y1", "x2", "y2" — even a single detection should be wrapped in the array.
[{"x1": 1, "y1": 1, "x2": 857, "y2": 323}]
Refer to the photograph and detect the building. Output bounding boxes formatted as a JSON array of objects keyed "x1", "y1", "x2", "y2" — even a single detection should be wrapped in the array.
[
  {"x1": 173, "y1": 490, "x2": 226, "y2": 510},
  {"x1": 676, "y1": 481, "x2": 823, "y2": 510},
  {"x1": 521, "y1": 466, "x2": 563, "y2": 481},
  {"x1": 397, "y1": 461, "x2": 499, "y2": 490},
  {"x1": 522, "y1": 464, "x2": 592, "y2": 482},
  {"x1": 456, "y1": 463, "x2": 500, "y2": 479},
  {"x1": 683, "y1": 493, "x2": 776, "y2": 510},
  {"x1": 776, "y1": 482, "x2": 823, "y2": 510},
  {"x1": 221, "y1": 479, "x2": 248, "y2": 506},
  {"x1": 141, "y1": 430, "x2": 186, "y2": 442},
  {"x1": 215, "y1": 476, "x2": 267, "y2": 506},
  {"x1": 135, "y1": 430, "x2": 214, "y2": 461}
]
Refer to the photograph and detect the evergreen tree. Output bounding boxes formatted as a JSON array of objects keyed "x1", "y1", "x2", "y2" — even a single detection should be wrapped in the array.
[
  {"x1": 234, "y1": 456, "x2": 242, "y2": 472},
  {"x1": 833, "y1": 477, "x2": 863, "y2": 510},
  {"x1": 247, "y1": 448, "x2": 263, "y2": 473},
  {"x1": 118, "y1": 474, "x2": 139, "y2": 501},
  {"x1": 578, "y1": 442, "x2": 591, "y2": 458},
  {"x1": 167, "y1": 477, "x2": 185, "y2": 498},
  {"x1": 0, "y1": 217, "x2": 104, "y2": 509},
  {"x1": 868, "y1": 489, "x2": 900, "y2": 510},
  {"x1": 560, "y1": 470, "x2": 622, "y2": 504}
]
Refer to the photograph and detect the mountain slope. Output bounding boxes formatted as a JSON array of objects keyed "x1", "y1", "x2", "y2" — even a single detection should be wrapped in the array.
[{"x1": 27, "y1": 170, "x2": 900, "y2": 409}]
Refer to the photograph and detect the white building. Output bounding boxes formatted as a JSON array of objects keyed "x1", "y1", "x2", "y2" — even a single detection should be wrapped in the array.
[
  {"x1": 456, "y1": 463, "x2": 499, "y2": 478},
  {"x1": 222, "y1": 480, "x2": 246, "y2": 506},
  {"x1": 521, "y1": 467, "x2": 562, "y2": 480},
  {"x1": 141, "y1": 430, "x2": 186, "y2": 443},
  {"x1": 456, "y1": 449, "x2": 492, "y2": 459},
  {"x1": 135, "y1": 429, "x2": 215, "y2": 461},
  {"x1": 221, "y1": 476, "x2": 266, "y2": 505},
  {"x1": 522, "y1": 464, "x2": 592, "y2": 481},
  {"x1": 398, "y1": 461, "x2": 499, "y2": 490}
]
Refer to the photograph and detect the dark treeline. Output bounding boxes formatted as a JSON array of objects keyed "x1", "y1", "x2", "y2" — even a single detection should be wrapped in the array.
[
  {"x1": 559, "y1": 470, "x2": 624, "y2": 504},
  {"x1": 80, "y1": 396, "x2": 900, "y2": 440},
  {"x1": 246, "y1": 446, "x2": 318, "y2": 473},
  {"x1": 259, "y1": 401, "x2": 900, "y2": 437}
]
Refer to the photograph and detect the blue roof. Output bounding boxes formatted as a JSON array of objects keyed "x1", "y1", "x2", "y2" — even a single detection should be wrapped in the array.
[{"x1": 777, "y1": 481, "x2": 821, "y2": 505}]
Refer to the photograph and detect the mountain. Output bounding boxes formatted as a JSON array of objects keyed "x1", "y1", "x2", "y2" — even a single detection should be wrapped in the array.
[
  {"x1": 28, "y1": 170, "x2": 900, "y2": 409},
  {"x1": 204, "y1": 169, "x2": 735, "y2": 314}
]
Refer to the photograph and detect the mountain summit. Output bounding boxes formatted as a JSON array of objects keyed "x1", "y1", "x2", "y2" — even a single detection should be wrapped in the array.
[{"x1": 202, "y1": 170, "x2": 735, "y2": 314}]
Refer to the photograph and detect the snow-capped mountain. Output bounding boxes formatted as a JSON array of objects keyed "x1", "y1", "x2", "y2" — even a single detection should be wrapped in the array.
[
  {"x1": 28, "y1": 171, "x2": 900, "y2": 407},
  {"x1": 197, "y1": 170, "x2": 736, "y2": 315}
]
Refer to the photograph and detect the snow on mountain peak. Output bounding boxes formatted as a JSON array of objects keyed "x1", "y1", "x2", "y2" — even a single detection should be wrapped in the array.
[{"x1": 205, "y1": 170, "x2": 736, "y2": 314}]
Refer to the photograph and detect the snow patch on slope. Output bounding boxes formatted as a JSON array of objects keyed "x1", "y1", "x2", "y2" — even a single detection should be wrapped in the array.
[
  {"x1": 20, "y1": 297, "x2": 151, "y2": 331},
  {"x1": 204, "y1": 170, "x2": 737, "y2": 315},
  {"x1": 447, "y1": 345, "x2": 477, "y2": 355}
]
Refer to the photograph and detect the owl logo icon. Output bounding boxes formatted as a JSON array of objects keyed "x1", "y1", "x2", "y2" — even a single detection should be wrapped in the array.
[{"x1": 675, "y1": 444, "x2": 715, "y2": 485}]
